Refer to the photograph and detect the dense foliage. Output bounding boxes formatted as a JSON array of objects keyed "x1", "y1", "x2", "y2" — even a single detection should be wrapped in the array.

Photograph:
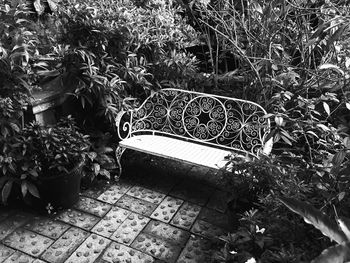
[
  {"x1": 185, "y1": 0, "x2": 350, "y2": 261},
  {"x1": 2, "y1": 0, "x2": 350, "y2": 261}
]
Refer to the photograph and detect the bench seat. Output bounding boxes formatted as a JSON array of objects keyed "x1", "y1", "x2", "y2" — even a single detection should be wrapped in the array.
[
  {"x1": 119, "y1": 135, "x2": 233, "y2": 169},
  {"x1": 115, "y1": 88, "x2": 271, "y2": 177}
]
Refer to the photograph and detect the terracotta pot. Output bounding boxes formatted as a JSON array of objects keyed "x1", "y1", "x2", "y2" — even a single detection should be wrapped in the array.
[{"x1": 38, "y1": 167, "x2": 81, "y2": 209}]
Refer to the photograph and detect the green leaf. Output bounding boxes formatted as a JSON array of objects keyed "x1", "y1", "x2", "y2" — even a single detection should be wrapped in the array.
[
  {"x1": 338, "y1": 192, "x2": 346, "y2": 202},
  {"x1": 93, "y1": 163, "x2": 100, "y2": 175},
  {"x1": 337, "y1": 217, "x2": 350, "y2": 241},
  {"x1": 323, "y1": 102, "x2": 331, "y2": 116},
  {"x1": 274, "y1": 116, "x2": 283, "y2": 126},
  {"x1": 36, "y1": 70, "x2": 60, "y2": 77},
  {"x1": 332, "y1": 151, "x2": 346, "y2": 166},
  {"x1": 319, "y1": 64, "x2": 345, "y2": 76},
  {"x1": 21, "y1": 181, "x2": 28, "y2": 197},
  {"x1": 281, "y1": 135, "x2": 292, "y2": 145},
  {"x1": 47, "y1": 0, "x2": 58, "y2": 12},
  {"x1": 0, "y1": 177, "x2": 7, "y2": 189},
  {"x1": 99, "y1": 169, "x2": 110, "y2": 179},
  {"x1": 306, "y1": 130, "x2": 319, "y2": 138},
  {"x1": 346, "y1": 102, "x2": 350, "y2": 111},
  {"x1": 28, "y1": 170, "x2": 39, "y2": 177},
  {"x1": 327, "y1": 25, "x2": 348, "y2": 49},
  {"x1": 9, "y1": 123, "x2": 20, "y2": 133},
  {"x1": 1, "y1": 180, "x2": 13, "y2": 204},
  {"x1": 311, "y1": 242, "x2": 350, "y2": 263},
  {"x1": 278, "y1": 196, "x2": 347, "y2": 244},
  {"x1": 27, "y1": 181, "x2": 40, "y2": 198},
  {"x1": 33, "y1": 0, "x2": 45, "y2": 15}
]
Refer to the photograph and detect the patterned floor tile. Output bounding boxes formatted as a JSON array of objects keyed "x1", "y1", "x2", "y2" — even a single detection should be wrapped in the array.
[
  {"x1": 0, "y1": 244, "x2": 15, "y2": 262},
  {"x1": 0, "y1": 212, "x2": 32, "y2": 240},
  {"x1": 101, "y1": 241, "x2": 155, "y2": 263},
  {"x1": 190, "y1": 220, "x2": 226, "y2": 240},
  {"x1": 127, "y1": 186, "x2": 166, "y2": 204},
  {"x1": 41, "y1": 227, "x2": 89, "y2": 263},
  {"x1": 169, "y1": 182, "x2": 212, "y2": 206},
  {"x1": 197, "y1": 207, "x2": 230, "y2": 230},
  {"x1": 131, "y1": 233, "x2": 182, "y2": 263},
  {"x1": 80, "y1": 181, "x2": 111, "y2": 199},
  {"x1": 24, "y1": 216, "x2": 70, "y2": 239},
  {"x1": 64, "y1": 234, "x2": 110, "y2": 263},
  {"x1": 97, "y1": 183, "x2": 132, "y2": 204},
  {"x1": 3, "y1": 251, "x2": 34, "y2": 263},
  {"x1": 176, "y1": 235, "x2": 217, "y2": 263},
  {"x1": 170, "y1": 202, "x2": 201, "y2": 230},
  {"x1": 143, "y1": 220, "x2": 190, "y2": 246},
  {"x1": 111, "y1": 213, "x2": 149, "y2": 245},
  {"x1": 151, "y1": 197, "x2": 183, "y2": 223},
  {"x1": 187, "y1": 166, "x2": 210, "y2": 178},
  {"x1": 206, "y1": 190, "x2": 230, "y2": 213},
  {"x1": 56, "y1": 209, "x2": 99, "y2": 231},
  {"x1": 91, "y1": 207, "x2": 130, "y2": 238},
  {"x1": 116, "y1": 194, "x2": 158, "y2": 217},
  {"x1": 74, "y1": 196, "x2": 112, "y2": 217},
  {"x1": 0, "y1": 209, "x2": 13, "y2": 222},
  {"x1": 2, "y1": 228, "x2": 53, "y2": 257}
]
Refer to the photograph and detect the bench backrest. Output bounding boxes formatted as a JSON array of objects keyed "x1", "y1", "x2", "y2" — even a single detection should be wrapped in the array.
[{"x1": 118, "y1": 88, "x2": 270, "y2": 157}]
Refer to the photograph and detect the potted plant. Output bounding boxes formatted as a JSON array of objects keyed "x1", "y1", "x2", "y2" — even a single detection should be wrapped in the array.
[
  {"x1": 26, "y1": 116, "x2": 91, "y2": 209},
  {"x1": 0, "y1": 115, "x2": 92, "y2": 210}
]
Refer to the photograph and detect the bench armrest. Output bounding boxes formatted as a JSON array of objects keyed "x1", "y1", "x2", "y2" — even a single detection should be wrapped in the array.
[
  {"x1": 116, "y1": 110, "x2": 132, "y2": 140},
  {"x1": 262, "y1": 137, "x2": 273, "y2": 155}
]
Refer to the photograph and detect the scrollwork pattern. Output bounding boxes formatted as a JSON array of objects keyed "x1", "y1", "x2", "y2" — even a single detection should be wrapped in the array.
[{"x1": 118, "y1": 89, "x2": 269, "y2": 157}]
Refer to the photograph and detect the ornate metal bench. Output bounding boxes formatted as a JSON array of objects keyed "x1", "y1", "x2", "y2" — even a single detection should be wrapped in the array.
[{"x1": 115, "y1": 88, "x2": 272, "y2": 177}]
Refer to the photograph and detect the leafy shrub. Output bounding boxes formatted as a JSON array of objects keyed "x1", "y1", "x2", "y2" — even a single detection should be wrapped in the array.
[
  {"x1": 0, "y1": 116, "x2": 92, "y2": 205},
  {"x1": 279, "y1": 196, "x2": 350, "y2": 262}
]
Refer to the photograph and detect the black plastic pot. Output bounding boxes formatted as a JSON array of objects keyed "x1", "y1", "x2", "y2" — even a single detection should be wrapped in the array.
[{"x1": 38, "y1": 166, "x2": 81, "y2": 209}]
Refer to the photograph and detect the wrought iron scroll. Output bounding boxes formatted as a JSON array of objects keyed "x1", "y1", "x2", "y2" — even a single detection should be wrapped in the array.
[
  {"x1": 121, "y1": 89, "x2": 270, "y2": 157},
  {"x1": 116, "y1": 110, "x2": 132, "y2": 140}
]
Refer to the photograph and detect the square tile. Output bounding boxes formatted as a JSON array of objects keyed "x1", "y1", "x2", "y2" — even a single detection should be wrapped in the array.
[
  {"x1": 74, "y1": 196, "x2": 112, "y2": 217},
  {"x1": 206, "y1": 190, "x2": 230, "y2": 213},
  {"x1": 41, "y1": 227, "x2": 89, "y2": 263},
  {"x1": 127, "y1": 186, "x2": 166, "y2": 204},
  {"x1": 150, "y1": 196, "x2": 183, "y2": 223},
  {"x1": 91, "y1": 207, "x2": 130, "y2": 238},
  {"x1": 2, "y1": 228, "x2": 53, "y2": 257},
  {"x1": 170, "y1": 202, "x2": 201, "y2": 230},
  {"x1": 81, "y1": 181, "x2": 111, "y2": 199},
  {"x1": 197, "y1": 207, "x2": 230, "y2": 230},
  {"x1": 97, "y1": 183, "x2": 132, "y2": 204},
  {"x1": 0, "y1": 212, "x2": 31, "y2": 240},
  {"x1": 0, "y1": 244, "x2": 15, "y2": 262},
  {"x1": 190, "y1": 220, "x2": 227, "y2": 240},
  {"x1": 24, "y1": 216, "x2": 70, "y2": 239},
  {"x1": 143, "y1": 220, "x2": 190, "y2": 246},
  {"x1": 116, "y1": 195, "x2": 157, "y2": 217},
  {"x1": 3, "y1": 251, "x2": 34, "y2": 263},
  {"x1": 0, "y1": 209, "x2": 13, "y2": 222},
  {"x1": 56, "y1": 209, "x2": 99, "y2": 231},
  {"x1": 176, "y1": 235, "x2": 217, "y2": 263},
  {"x1": 64, "y1": 234, "x2": 110, "y2": 263},
  {"x1": 111, "y1": 213, "x2": 149, "y2": 245},
  {"x1": 102, "y1": 241, "x2": 154, "y2": 263},
  {"x1": 169, "y1": 182, "x2": 212, "y2": 206},
  {"x1": 131, "y1": 233, "x2": 181, "y2": 263}
]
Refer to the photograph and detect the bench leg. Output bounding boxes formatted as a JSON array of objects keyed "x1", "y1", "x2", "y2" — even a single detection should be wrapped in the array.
[{"x1": 115, "y1": 146, "x2": 126, "y2": 179}]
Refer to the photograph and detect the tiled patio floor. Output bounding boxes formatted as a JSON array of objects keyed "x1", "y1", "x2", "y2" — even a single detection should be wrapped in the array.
[{"x1": 0, "y1": 152, "x2": 233, "y2": 263}]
